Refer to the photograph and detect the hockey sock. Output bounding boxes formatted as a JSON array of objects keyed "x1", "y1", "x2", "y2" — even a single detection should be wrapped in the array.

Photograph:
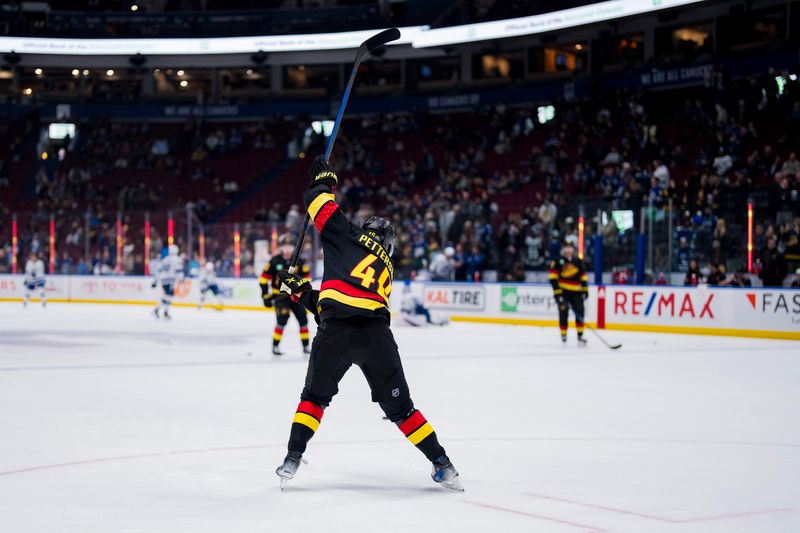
[
  {"x1": 560, "y1": 326, "x2": 568, "y2": 340},
  {"x1": 576, "y1": 321, "x2": 585, "y2": 337},
  {"x1": 288, "y1": 401, "x2": 324, "y2": 454},
  {"x1": 273, "y1": 326, "x2": 284, "y2": 346},
  {"x1": 397, "y1": 410, "x2": 445, "y2": 462},
  {"x1": 299, "y1": 326, "x2": 309, "y2": 347},
  {"x1": 160, "y1": 292, "x2": 172, "y2": 312}
]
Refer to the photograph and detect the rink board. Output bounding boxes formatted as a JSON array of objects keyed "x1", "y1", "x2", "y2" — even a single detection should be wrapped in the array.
[{"x1": 0, "y1": 275, "x2": 798, "y2": 340}]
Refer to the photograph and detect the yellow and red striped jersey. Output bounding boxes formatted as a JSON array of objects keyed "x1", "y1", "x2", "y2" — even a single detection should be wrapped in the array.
[
  {"x1": 304, "y1": 182, "x2": 392, "y2": 320},
  {"x1": 259, "y1": 254, "x2": 310, "y2": 295},
  {"x1": 548, "y1": 256, "x2": 588, "y2": 294}
]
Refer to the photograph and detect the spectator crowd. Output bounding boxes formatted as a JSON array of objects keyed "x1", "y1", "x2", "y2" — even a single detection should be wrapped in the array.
[{"x1": 1, "y1": 66, "x2": 799, "y2": 286}]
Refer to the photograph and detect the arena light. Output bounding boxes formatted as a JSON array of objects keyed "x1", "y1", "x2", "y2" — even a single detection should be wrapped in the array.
[
  {"x1": 578, "y1": 215, "x2": 585, "y2": 260},
  {"x1": 167, "y1": 212, "x2": 174, "y2": 246},
  {"x1": 106, "y1": 69, "x2": 115, "y2": 77},
  {"x1": 34, "y1": 68, "x2": 43, "y2": 75},
  {"x1": 0, "y1": 26, "x2": 419, "y2": 55},
  {"x1": 747, "y1": 200, "x2": 753, "y2": 273},
  {"x1": 144, "y1": 213, "x2": 151, "y2": 276},
  {"x1": 0, "y1": 0, "x2": 708, "y2": 56},
  {"x1": 11, "y1": 214, "x2": 18, "y2": 274},
  {"x1": 71, "y1": 68, "x2": 79, "y2": 76},
  {"x1": 412, "y1": 0, "x2": 707, "y2": 48},
  {"x1": 49, "y1": 214, "x2": 55, "y2": 274},
  {"x1": 234, "y1": 225, "x2": 241, "y2": 278},
  {"x1": 116, "y1": 213, "x2": 123, "y2": 274}
]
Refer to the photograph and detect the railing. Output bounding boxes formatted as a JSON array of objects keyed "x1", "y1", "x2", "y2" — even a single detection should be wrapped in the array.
[
  {"x1": 0, "y1": 192, "x2": 774, "y2": 285},
  {"x1": 0, "y1": 208, "x2": 321, "y2": 279},
  {"x1": 567, "y1": 193, "x2": 752, "y2": 285}
]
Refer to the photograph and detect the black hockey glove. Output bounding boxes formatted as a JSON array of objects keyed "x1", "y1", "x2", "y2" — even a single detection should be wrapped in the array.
[
  {"x1": 308, "y1": 156, "x2": 338, "y2": 188},
  {"x1": 554, "y1": 293, "x2": 564, "y2": 305},
  {"x1": 277, "y1": 270, "x2": 312, "y2": 298},
  {"x1": 582, "y1": 291, "x2": 589, "y2": 301},
  {"x1": 262, "y1": 293, "x2": 274, "y2": 308}
]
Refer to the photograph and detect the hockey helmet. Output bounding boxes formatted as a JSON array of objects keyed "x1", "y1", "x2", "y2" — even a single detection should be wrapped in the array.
[
  {"x1": 205, "y1": 262, "x2": 215, "y2": 271},
  {"x1": 168, "y1": 244, "x2": 179, "y2": 255},
  {"x1": 278, "y1": 234, "x2": 294, "y2": 247},
  {"x1": 362, "y1": 216, "x2": 395, "y2": 256}
]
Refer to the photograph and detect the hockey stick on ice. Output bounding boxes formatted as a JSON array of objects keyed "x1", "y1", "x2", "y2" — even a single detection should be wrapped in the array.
[
  {"x1": 587, "y1": 326, "x2": 622, "y2": 350},
  {"x1": 288, "y1": 27, "x2": 402, "y2": 274}
]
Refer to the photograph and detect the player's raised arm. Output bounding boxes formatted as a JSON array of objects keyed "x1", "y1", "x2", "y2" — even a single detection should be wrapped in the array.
[{"x1": 303, "y1": 156, "x2": 349, "y2": 236}]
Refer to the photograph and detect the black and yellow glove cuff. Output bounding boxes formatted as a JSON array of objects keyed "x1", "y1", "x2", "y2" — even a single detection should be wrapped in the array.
[{"x1": 314, "y1": 171, "x2": 338, "y2": 183}]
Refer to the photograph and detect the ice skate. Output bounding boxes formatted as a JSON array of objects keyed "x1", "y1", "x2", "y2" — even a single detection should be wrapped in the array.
[
  {"x1": 153, "y1": 307, "x2": 160, "y2": 319},
  {"x1": 431, "y1": 455, "x2": 464, "y2": 492},
  {"x1": 302, "y1": 345, "x2": 311, "y2": 356},
  {"x1": 163, "y1": 310, "x2": 171, "y2": 321},
  {"x1": 276, "y1": 451, "x2": 306, "y2": 490},
  {"x1": 577, "y1": 335, "x2": 587, "y2": 347},
  {"x1": 272, "y1": 345, "x2": 284, "y2": 356}
]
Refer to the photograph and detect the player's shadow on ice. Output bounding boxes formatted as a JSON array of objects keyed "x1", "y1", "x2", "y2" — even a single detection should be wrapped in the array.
[{"x1": 286, "y1": 484, "x2": 440, "y2": 495}]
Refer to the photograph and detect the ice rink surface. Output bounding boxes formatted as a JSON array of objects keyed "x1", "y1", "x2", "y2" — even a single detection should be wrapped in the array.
[{"x1": 1, "y1": 302, "x2": 798, "y2": 533}]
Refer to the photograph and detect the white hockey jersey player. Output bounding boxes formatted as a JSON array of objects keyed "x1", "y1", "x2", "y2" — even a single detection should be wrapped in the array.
[
  {"x1": 198, "y1": 261, "x2": 223, "y2": 310},
  {"x1": 153, "y1": 244, "x2": 184, "y2": 320},
  {"x1": 23, "y1": 252, "x2": 47, "y2": 307},
  {"x1": 399, "y1": 282, "x2": 446, "y2": 326}
]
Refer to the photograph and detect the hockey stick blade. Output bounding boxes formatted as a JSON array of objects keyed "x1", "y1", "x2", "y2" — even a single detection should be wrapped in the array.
[
  {"x1": 588, "y1": 326, "x2": 622, "y2": 350},
  {"x1": 362, "y1": 28, "x2": 401, "y2": 55}
]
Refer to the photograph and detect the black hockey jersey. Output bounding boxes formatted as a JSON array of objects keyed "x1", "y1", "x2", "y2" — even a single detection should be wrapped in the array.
[
  {"x1": 304, "y1": 182, "x2": 392, "y2": 319},
  {"x1": 548, "y1": 255, "x2": 588, "y2": 295},
  {"x1": 260, "y1": 254, "x2": 310, "y2": 296}
]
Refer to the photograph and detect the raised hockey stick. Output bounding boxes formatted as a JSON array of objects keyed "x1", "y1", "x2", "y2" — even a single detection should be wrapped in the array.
[
  {"x1": 587, "y1": 326, "x2": 622, "y2": 350},
  {"x1": 288, "y1": 27, "x2": 401, "y2": 274}
]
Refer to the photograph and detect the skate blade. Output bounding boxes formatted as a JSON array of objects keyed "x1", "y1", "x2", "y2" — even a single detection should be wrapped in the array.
[
  {"x1": 280, "y1": 477, "x2": 288, "y2": 491},
  {"x1": 439, "y1": 476, "x2": 465, "y2": 492}
]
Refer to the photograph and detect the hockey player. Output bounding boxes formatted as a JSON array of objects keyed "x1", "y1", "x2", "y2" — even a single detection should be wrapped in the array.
[
  {"x1": 152, "y1": 244, "x2": 184, "y2": 320},
  {"x1": 399, "y1": 280, "x2": 446, "y2": 326},
  {"x1": 274, "y1": 157, "x2": 462, "y2": 491},
  {"x1": 23, "y1": 251, "x2": 46, "y2": 308},
  {"x1": 198, "y1": 261, "x2": 224, "y2": 311},
  {"x1": 549, "y1": 241, "x2": 588, "y2": 345},
  {"x1": 259, "y1": 235, "x2": 311, "y2": 356}
]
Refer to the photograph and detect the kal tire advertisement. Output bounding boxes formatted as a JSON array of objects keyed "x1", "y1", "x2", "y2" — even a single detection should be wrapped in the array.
[{"x1": 424, "y1": 284, "x2": 485, "y2": 311}]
